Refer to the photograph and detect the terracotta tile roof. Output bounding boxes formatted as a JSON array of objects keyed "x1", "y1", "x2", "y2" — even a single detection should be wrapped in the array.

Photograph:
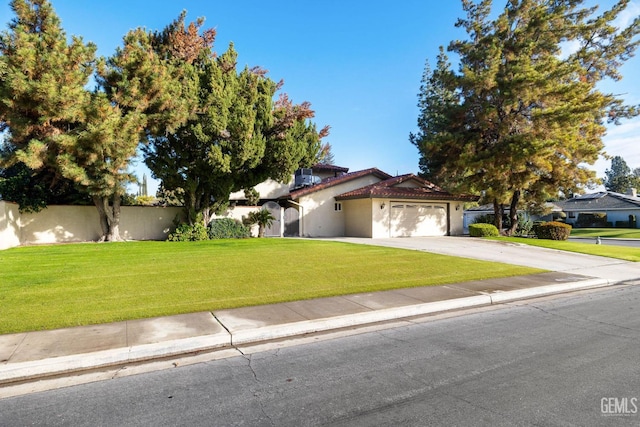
[
  {"x1": 312, "y1": 163, "x2": 350, "y2": 173},
  {"x1": 335, "y1": 173, "x2": 479, "y2": 202},
  {"x1": 287, "y1": 168, "x2": 392, "y2": 199}
]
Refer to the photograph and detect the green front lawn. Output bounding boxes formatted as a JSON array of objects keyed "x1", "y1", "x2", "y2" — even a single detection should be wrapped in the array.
[
  {"x1": 490, "y1": 236, "x2": 640, "y2": 261},
  {"x1": 570, "y1": 228, "x2": 640, "y2": 239},
  {"x1": 0, "y1": 239, "x2": 542, "y2": 334}
]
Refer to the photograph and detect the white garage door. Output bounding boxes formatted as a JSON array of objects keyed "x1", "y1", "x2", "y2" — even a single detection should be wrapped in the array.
[{"x1": 390, "y1": 202, "x2": 447, "y2": 237}]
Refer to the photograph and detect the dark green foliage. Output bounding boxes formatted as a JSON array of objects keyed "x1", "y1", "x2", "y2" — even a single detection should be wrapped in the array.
[
  {"x1": 533, "y1": 221, "x2": 572, "y2": 240},
  {"x1": 167, "y1": 222, "x2": 208, "y2": 241},
  {"x1": 615, "y1": 221, "x2": 630, "y2": 228},
  {"x1": 604, "y1": 156, "x2": 637, "y2": 193},
  {"x1": 469, "y1": 223, "x2": 499, "y2": 237},
  {"x1": 576, "y1": 213, "x2": 608, "y2": 228},
  {"x1": 208, "y1": 218, "x2": 250, "y2": 239},
  {"x1": 0, "y1": 158, "x2": 90, "y2": 212},
  {"x1": 143, "y1": 27, "x2": 327, "y2": 226},
  {"x1": 412, "y1": 0, "x2": 640, "y2": 236}
]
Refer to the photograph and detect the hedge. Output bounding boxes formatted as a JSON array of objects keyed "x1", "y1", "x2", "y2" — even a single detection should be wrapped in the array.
[
  {"x1": 208, "y1": 218, "x2": 250, "y2": 239},
  {"x1": 533, "y1": 221, "x2": 572, "y2": 240},
  {"x1": 469, "y1": 223, "x2": 499, "y2": 237}
]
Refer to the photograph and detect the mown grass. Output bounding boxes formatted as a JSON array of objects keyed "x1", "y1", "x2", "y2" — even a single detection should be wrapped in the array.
[
  {"x1": 0, "y1": 239, "x2": 542, "y2": 334},
  {"x1": 490, "y1": 236, "x2": 640, "y2": 262},
  {"x1": 570, "y1": 228, "x2": 640, "y2": 239}
]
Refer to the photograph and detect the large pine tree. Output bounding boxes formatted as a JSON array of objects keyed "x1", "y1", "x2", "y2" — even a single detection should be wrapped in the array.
[
  {"x1": 143, "y1": 15, "x2": 328, "y2": 225},
  {"x1": 412, "y1": 0, "x2": 639, "y2": 234},
  {"x1": 0, "y1": 0, "x2": 96, "y2": 210}
]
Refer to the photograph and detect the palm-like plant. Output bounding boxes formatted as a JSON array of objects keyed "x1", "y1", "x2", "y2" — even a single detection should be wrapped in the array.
[{"x1": 245, "y1": 209, "x2": 276, "y2": 238}]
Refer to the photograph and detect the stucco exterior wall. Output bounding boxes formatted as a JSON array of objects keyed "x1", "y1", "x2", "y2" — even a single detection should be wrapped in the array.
[
  {"x1": 297, "y1": 175, "x2": 381, "y2": 237},
  {"x1": 449, "y1": 203, "x2": 464, "y2": 235},
  {"x1": 0, "y1": 201, "x2": 21, "y2": 250},
  {"x1": 372, "y1": 198, "x2": 390, "y2": 238},
  {"x1": 344, "y1": 198, "x2": 373, "y2": 237},
  {"x1": 18, "y1": 205, "x2": 185, "y2": 245}
]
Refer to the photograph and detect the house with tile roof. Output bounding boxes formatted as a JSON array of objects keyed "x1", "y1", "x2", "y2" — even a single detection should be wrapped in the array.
[
  {"x1": 555, "y1": 190, "x2": 640, "y2": 228},
  {"x1": 231, "y1": 165, "x2": 478, "y2": 238}
]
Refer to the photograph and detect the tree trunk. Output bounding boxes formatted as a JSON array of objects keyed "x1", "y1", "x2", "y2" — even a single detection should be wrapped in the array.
[
  {"x1": 93, "y1": 195, "x2": 123, "y2": 242},
  {"x1": 493, "y1": 198, "x2": 503, "y2": 233},
  {"x1": 506, "y1": 190, "x2": 521, "y2": 236},
  {"x1": 258, "y1": 225, "x2": 265, "y2": 238}
]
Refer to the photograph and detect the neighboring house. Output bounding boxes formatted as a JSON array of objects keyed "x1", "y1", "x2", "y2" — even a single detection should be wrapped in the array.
[
  {"x1": 463, "y1": 203, "x2": 560, "y2": 232},
  {"x1": 555, "y1": 190, "x2": 640, "y2": 228},
  {"x1": 231, "y1": 165, "x2": 478, "y2": 238}
]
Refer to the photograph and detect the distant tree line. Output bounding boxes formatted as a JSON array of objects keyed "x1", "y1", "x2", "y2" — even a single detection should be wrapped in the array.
[{"x1": 0, "y1": 0, "x2": 329, "y2": 241}]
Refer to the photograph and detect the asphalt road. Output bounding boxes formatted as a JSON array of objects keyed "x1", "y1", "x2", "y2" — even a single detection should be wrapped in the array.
[
  {"x1": 568, "y1": 237, "x2": 640, "y2": 247},
  {"x1": 2, "y1": 284, "x2": 639, "y2": 426}
]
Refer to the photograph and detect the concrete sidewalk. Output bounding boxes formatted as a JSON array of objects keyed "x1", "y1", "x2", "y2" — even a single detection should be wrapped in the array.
[{"x1": 2, "y1": 237, "x2": 638, "y2": 398}]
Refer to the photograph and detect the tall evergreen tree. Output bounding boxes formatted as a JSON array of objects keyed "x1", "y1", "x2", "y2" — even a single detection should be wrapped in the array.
[
  {"x1": 143, "y1": 17, "x2": 328, "y2": 225},
  {"x1": 0, "y1": 0, "x2": 95, "y2": 210},
  {"x1": 604, "y1": 155, "x2": 634, "y2": 193},
  {"x1": 412, "y1": 0, "x2": 639, "y2": 234}
]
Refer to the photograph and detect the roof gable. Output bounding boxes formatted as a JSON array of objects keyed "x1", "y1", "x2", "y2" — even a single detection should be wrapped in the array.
[
  {"x1": 288, "y1": 168, "x2": 392, "y2": 199},
  {"x1": 335, "y1": 173, "x2": 478, "y2": 202}
]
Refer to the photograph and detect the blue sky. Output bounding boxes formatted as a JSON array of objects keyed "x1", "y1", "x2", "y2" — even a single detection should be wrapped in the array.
[{"x1": 1, "y1": 0, "x2": 639, "y2": 195}]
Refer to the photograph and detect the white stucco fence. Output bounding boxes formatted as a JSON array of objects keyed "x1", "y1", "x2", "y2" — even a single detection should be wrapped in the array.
[{"x1": 0, "y1": 201, "x2": 259, "y2": 250}]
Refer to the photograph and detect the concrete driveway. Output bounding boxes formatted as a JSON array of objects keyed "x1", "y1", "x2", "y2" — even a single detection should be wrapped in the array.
[{"x1": 328, "y1": 236, "x2": 640, "y2": 283}]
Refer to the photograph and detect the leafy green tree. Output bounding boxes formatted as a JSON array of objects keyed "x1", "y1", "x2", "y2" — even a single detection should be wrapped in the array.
[
  {"x1": 143, "y1": 22, "x2": 328, "y2": 225},
  {"x1": 0, "y1": 1, "x2": 193, "y2": 241},
  {"x1": 0, "y1": 0, "x2": 96, "y2": 210},
  {"x1": 604, "y1": 156, "x2": 636, "y2": 193},
  {"x1": 412, "y1": 0, "x2": 639, "y2": 235}
]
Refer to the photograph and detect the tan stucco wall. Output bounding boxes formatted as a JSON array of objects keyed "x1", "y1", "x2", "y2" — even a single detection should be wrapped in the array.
[
  {"x1": 449, "y1": 203, "x2": 464, "y2": 235},
  {"x1": 0, "y1": 201, "x2": 21, "y2": 250},
  {"x1": 343, "y1": 198, "x2": 373, "y2": 237},
  {"x1": 229, "y1": 178, "x2": 291, "y2": 200},
  {"x1": 18, "y1": 205, "x2": 185, "y2": 245},
  {"x1": 0, "y1": 202, "x2": 262, "y2": 249},
  {"x1": 297, "y1": 175, "x2": 381, "y2": 237}
]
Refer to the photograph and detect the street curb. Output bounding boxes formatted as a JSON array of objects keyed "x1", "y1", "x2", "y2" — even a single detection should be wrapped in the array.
[
  {"x1": 229, "y1": 294, "x2": 492, "y2": 345},
  {"x1": 488, "y1": 278, "x2": 610, "y2": 303},
  {"x1": 0, "y1": 334, "x2": 231, "y2": 386},
  {"x1": 0, "y1": 278, "x2": 613, "y2": 387}
]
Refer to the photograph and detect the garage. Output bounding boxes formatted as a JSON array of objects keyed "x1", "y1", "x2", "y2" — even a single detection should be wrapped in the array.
[{"x1": 390, "y1": 202, "x2": 448, "y2": 237}]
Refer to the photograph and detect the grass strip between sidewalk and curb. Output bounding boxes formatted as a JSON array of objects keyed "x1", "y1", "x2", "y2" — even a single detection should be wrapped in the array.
[
  {"x1": 489, "y1": 236, "x2": 640, "y2": 262},
  {"x1": 0, "y1": 239, "x2": 543, "y2": 334}
]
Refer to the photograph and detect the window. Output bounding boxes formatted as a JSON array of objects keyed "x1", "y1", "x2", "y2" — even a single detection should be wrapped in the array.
[
  {"x1": 334, "y1": 202, "x2": 342, "y2": 212},
  {"x1": 568, "y1": 211, "x2": 575, "y2": 218}
]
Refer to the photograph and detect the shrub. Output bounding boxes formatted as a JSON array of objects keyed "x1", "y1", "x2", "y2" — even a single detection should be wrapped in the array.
[
  {"x1": 243, "y1": 209, "x2": 276, "y2": 238},
  {"x1": 514, "y1": 213, "x2": 534, "y2": 237},
  {"x1": 576, "y1": 212, "x2": 607, "y2": 228},
  {"x1": 208, "y1": 218, "x2": 250, "y2": 239},
  {"x1": 469, "y1": 223, "x2": 499, "y2": 237},
  {"x1": 533, "y1": 221, "x2": 572, "y2": 240},
  {"x1": 168, "y1": 222, "x2": 209, "y2": 241},
  {"x1": 615, "y1": 221, "x2": 630, "y2": 228},
  {"x1": 472, "y1": 214, "x2": 495, "y2": 225}
]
